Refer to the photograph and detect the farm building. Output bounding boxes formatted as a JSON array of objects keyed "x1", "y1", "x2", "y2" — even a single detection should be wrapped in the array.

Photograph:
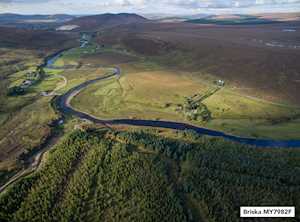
[{"x1": 216, "y1": 80, "x2": 225, "y2": 87}]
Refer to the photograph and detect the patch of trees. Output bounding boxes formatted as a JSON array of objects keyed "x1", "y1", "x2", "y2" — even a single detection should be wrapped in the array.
[
  {"x1": 116, "y1": 130, "x2": 195, "y2": 161},
  {"x1": 0, "y1": 175, "x2": 38, "y2": 222},
  {"x1": 171, "y1": 88, "x2": 222, "y2": 122},
  {"x1": 52, "y1": 140, "x2": 109, "y2": 221},
  {"x1": 0, "y1": 130, "x2": 187, "y2": 221},
  {"x1": 1, "y1": 129, "x2": 299, "y2": 222},
  {"x1": 115, "y1": 130, "x2": 300, "y2": 222},
  {"x1": 11, "y1": 130, "x2": 97, "y2": 222},
  {"x1": 89, "y1": 142, "x2": 186, "y2": 221},
  {"x1": 7, "y1": 67, "x2": 45, "y2": 96},
  {"x1": 6, "y1": 86, "x2": 26, "y2": 96},
  {"x1": 179, "y1": 142, "x2": 300, "y2": 222}
]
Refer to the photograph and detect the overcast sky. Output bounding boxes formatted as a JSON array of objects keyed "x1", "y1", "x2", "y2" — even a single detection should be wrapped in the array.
[{"x1": 0, "y1": 0, "x2": 299, "y2": 15}]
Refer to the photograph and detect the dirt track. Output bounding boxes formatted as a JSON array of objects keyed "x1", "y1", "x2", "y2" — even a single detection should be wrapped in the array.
[{"x1": 0, "y1": 132, "x2": 62, "y2": 193}]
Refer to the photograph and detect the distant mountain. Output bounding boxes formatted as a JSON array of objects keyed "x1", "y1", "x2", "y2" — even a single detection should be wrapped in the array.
[
  {"x1": 185, "y1": 13, "x2": 300, "y2": 25},
  {"x1": 0, "y1": 13, "x2": 76, "y2": 30},
  {"x1": 67, "y1": 13, "x2": 148, "y2": 30},
  {"x1": 142, "y1": 13, "x2": 209, "y2": 20},
  {"x1": 0, "y1": 13, "x2": 75, "y2": 23},
  {"x1": 0, "y1": 26, "x2": 76, "y2": 51},
  {"x1": 186, "y1": 14, "x2": 282, "y2": 25},
  {"x1": 141, "y1": 13, "x2": 211, "y2": 23}
]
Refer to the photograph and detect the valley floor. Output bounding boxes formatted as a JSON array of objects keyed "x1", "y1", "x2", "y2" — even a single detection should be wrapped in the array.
[
  {"x1": 63, "y1": 45, "x2": 300, "y2": 140},
  {"x1": 1, "y1": 28, "x2": 300, "y2": 196},
  {"x1": 0, "y1": 15, "x2": 300, "y2": 222}
]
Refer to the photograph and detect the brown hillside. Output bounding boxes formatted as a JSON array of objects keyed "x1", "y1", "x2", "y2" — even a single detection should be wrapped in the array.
[
  {"x1": 67, "y1": 13, "x2": 147, "y2": 31},
  {"x1": 0, "y1": 27, "x2": 76, "y2": 54},
  {"x1": 98, "y1": 21, "x2": 300, "y2": 105}
]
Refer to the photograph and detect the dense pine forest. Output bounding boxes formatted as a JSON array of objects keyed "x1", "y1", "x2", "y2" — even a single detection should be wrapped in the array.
[{"x1": 0, "y1": 128, "x2": 299, "y2": 222}]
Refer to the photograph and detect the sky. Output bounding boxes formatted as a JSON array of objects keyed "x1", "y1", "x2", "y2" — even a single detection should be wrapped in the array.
[{"x1": 0, "y1": 0, "x2": 299, "y2": 15}]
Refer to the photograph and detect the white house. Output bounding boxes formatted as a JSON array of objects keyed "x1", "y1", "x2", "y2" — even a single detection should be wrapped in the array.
[{"x1": 216, "y1": 80, "x2": 225, "y2": 87}]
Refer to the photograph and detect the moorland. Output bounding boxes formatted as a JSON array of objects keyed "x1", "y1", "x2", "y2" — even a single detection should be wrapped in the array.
[
  {"x1": 0, "y1": 12, "x2": 299, "y2": 221},
  {"x1": 70, "y1": 19, "x2": 300, "y2": 140}
]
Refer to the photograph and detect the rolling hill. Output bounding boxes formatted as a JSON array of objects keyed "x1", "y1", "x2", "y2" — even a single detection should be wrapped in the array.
[
  {"x1": 185, "y1": 13, "x2": 300, "y2": 25},
  {"x1": 67, "y1": 13, "x2": 148, "y2": 30},
  {"x1": 0, "y1": 10, "x2": 300, "y2": 222},
  {"x1": 0, "y1": 13, "x2": 75, "y2": 24},
  {"x1": 186, "y1": 14, "x2": 281, "y2": 25},
  {"x1": 97, "y1": 21, "x2": 300, "y2": 105},
  {"x1": 0, "y1": 26, "x2": 76, "y2": 51},
  {"x1": 0, "y1": 13, "x2": 76, "y2": 29}
]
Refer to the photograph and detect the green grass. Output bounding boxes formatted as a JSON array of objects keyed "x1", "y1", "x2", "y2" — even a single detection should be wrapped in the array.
[
  {"x1": 43, "y1": 68, "x2": 64, "y2": 75},
  {"x1": 206, "y1": 119, "x2": 300, "y2": 139},
  {"x1": 51, "y1": 44, "x2": 101, "y2": 68},
  {"x1": 71, "y1": 54, "x2": 300, "y2": 139},
  {"x1": 0, "y1": 40, "x2": 84, "y2": 181},
  {"x1": 203, "y1": 88, "x2": 299, "y2": 119},
  {"x1": 38, "y1": 43, "x2": 300, "y2": 140},
  {"x1": 0, "y1": 47, "x2": 71, "y2": 175},
  {"x1": 0, "y1": 93, "x2": 58, "y2": 171},
  {"x1": 71, "y1": 69, "x2": 210, "y2": 121},
  {"x1": 2, "y1": 36, "x2": 297, "y2": 180},
  {"x1": 0, "y1": 49, "x2": 42, "y2": 171},
  {"x1": 31, "y1": 77, "x2": 61, "y2": 93}
]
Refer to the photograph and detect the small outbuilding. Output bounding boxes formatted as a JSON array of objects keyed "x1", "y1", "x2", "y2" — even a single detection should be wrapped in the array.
[
  {"x1": 216, "y1": 80, "x2": 225, "y2": 87},
  {"x1": 21, "y1": 80, "x2": 33, "y2": 88}
]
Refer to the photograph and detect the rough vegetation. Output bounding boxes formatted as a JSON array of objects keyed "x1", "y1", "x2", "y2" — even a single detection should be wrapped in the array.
[
  {"x1": 71, "y1": 48, "x2": 300, "y2": 139},
  {"x1": 67, "y1": 13, "x2": 147, "y2": 31},
  {"x1": 0, "y1": 14, "x2": 300, "y2": 221},
  {"x1": 0, "y1": 28, "x2": 76, "y2": 182},
  {"x1": 98, "y1": 21, "x2": 300, "y2": 105}
]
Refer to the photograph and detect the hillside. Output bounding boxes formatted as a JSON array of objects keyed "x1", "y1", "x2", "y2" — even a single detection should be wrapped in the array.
[
  {"x1": 0, "y1": 27, "x2": 76, "y2": 184},
  {"x1": 0, "y1": 129, "x2": 299, "y2": 222},
  {"x1": 97, "y1": 21, "x2": 300, "y2": 105},
  {"x1": 0, "y1": 27, "x2": 76, "y2": 51},
  {"x1": 185, "y1": 13, "x2": 300, "y2": 25},
  {"x1": 0, "y1": 13, "x2": 75, "y2": 24},
  {"x1": 67, "y1": 13, "x2": 148, "y2": 30}
]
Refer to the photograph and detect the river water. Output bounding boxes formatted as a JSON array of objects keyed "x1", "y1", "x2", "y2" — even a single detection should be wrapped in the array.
[{"x1": 47, "y1": 51, "x2": 300, "y2": 148}]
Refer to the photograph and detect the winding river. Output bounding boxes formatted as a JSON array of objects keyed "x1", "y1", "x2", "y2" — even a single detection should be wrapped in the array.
[{"x1": 49, "y1": 51, "x2": 300, "y2": 148}]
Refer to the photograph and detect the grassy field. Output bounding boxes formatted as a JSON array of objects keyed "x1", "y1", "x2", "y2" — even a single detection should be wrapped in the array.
[
  {"x1": 50, "y1": 45, "x2": 99, "y2": 68},
  {"x1": 0, "y1": 49, "x2": 45, "y2": 170},
  {"x1": 2, "y1": 30, "x2": 299, "y2": 184},
  {"x1": 99, "y1": 22, "x2": 300, "y2": 105},
  {"x1": 5, "y1": 34, "x2": 292, "y2": 142},
  {"x1": 0, "y1": 41, "x2": 111, "y2": 184},
  {"x1": 0, "y1": 51, "x2": 59, "y2": 174},
  {"x1": 70, "y1": 48, "x2": 300, "y2": 139},
  {"x1": 72, "y1": 69, "x2": 210, "y2": 120},
  {"x1": 52, "y1": 45, "x2": 138, "y2": 69},
  {"x1": 0, "y1": 27, "x2": 76, "y2": 181}
]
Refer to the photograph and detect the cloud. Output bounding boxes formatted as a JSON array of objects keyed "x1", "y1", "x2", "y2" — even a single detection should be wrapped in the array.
[{"x1": 0, "y1": 0, "x2": 300, "y2": 14}]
